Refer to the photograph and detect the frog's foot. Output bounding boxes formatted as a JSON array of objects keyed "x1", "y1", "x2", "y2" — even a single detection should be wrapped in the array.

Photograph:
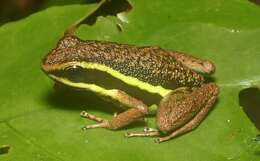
[
  {"x1": 81, "y1": 111, "x2": 104, "y2": 123},
  {"x1": 125, "y1": 127, "x2": 160, "y2": 138},
  {"x1": 81, "y1": 89, "x2": 149, "y2": 130},
  {"x1": 82, "y1": 121, "x2": 110, "y2": 130},
  {"x1": 82, "y1": 108, "x2": 147, "y2": 130},
  {"x1": 80, "y1": 111, "x2": 110, "y2": 130}
]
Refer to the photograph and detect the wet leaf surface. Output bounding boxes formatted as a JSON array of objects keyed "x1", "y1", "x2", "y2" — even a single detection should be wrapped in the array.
[{"x1": 0, "y1": 0, "x2": 260, "y2": 160}]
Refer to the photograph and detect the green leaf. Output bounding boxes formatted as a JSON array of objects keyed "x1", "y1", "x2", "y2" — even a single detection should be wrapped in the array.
[{"x1": 0, "y1": 0, "x2": 259, "y2": 161}]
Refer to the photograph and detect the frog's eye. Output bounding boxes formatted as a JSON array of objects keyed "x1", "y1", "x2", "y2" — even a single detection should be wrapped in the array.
[
  {"x1": 63, "y1": 65, "x2": 85, "y2": 82},
  {"x1": 64, "y1": 65, "x2": 82, "y2": 72}
]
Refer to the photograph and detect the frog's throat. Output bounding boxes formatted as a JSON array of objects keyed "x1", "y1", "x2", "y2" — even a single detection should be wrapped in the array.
[{"x1": 48, "y1": 62, "x2": 172, "y2": 97}]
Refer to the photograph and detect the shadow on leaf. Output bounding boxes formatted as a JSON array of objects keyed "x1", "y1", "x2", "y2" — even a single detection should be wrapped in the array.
[{"x1": 239, "y1": 87, "x2": 260, "y2": 131}]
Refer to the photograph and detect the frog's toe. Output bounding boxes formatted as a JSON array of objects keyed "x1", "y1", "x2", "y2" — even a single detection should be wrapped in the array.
[
  {"x1": 81, "y1": 126, "x2": 88, "y2": 131},
  {"x1": 143, "y1": 127, "x2": 158, "y2": 132},
  {"x1": 154, "y1": 138, "x2": 161, "y2": 144},
  {"x1": 124, "y1": 130, "x2": 160, "y2": 138},
  {"x1": 124, "y1": 132, "x2": 141, "y2": 138},
  {"x1": 124, "y1": 132, "x2": 131, "y2": 138},
  {"x1": 82, "y1": 121, "x2": 110, "y2": 130},
  {"x1": 80, "y1": 111, "x2": 104, "y2": 123}
]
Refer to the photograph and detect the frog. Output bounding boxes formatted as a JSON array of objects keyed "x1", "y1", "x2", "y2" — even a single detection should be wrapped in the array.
[{"x1": 41, "y1": 35, "x2": 219, "y2": 143}]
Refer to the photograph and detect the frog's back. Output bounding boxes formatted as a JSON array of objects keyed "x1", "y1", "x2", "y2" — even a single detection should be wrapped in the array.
[{"x1": 43, "y1": 36, "x2": 203, "y2": 89}]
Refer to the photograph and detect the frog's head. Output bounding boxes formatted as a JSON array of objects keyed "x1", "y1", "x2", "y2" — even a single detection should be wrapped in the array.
[
  {"x1": 41, "y1": 36, "x2": 81, "y2": 73},
  {"x1": 41, "y1": 36, "x2": 89, "y2": 85}
]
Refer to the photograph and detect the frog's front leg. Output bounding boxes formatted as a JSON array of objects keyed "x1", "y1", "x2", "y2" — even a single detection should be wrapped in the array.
[{"x1": 81, "y1": 89, "x2": 149, "y2": 130}]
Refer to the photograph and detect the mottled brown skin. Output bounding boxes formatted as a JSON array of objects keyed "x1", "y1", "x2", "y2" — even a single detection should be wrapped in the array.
[
  {"x1": 156, "y1": 83, "x2": 218, "y2": 133},
  {"x1": 42, "y1": 36, "x2": 219, "y2": 143},
  {"x1": 125, "y1": 83, "x2": 218, "y2": 143},
  {"x1": 42, "y1": 36, "x2": 205, "y2": 89}
]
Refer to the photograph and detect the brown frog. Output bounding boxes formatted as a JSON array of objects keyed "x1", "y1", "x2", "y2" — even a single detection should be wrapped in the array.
[{"x1": 41, "y1": 36, "x2": 219, "y2": 143}]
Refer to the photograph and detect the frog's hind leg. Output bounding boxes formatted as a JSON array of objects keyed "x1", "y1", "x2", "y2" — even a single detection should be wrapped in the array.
[
  {"x1": 155, "y1": 99, "x2": 214, "y2": 143},
  {"x1": 155, "y1": 83, "x2": 219, "y2": 143},
  {"x1": 81, "y1": 89, "x2": 149, "y2": 130}
]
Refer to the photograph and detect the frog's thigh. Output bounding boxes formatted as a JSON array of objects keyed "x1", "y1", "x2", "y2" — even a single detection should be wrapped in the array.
[
  {"x1": 82, "y1": 89, "x2": 149, "y2": 130},
  {"x1": 156, "y1": 92, "x2": 217, "y2": 143}
]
